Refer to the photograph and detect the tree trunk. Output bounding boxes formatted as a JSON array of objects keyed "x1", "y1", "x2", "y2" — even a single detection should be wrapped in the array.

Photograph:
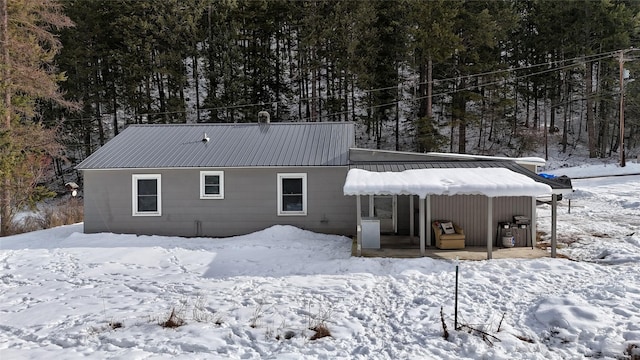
[
  {"x1": 478, "y1": 93, "x2": 485, "y2": 149},
  {"x1": 82, "y1": 102, "x2": 93, "y2": 158},
  {"x1": 92, "y1": 59, "x2": 104, "y2": 145},
  {"x1": 427, "y1": 57, "x2": 433, "y2": 119},
  {"x1": 543, "y1": 97, "x2": 548, "y2": 161},
  {"x1": 525, "y1": 83, "x2": 530, "y2": 128},
  {"x1": 275, "y1": 33, "x2": 281, "y2": 120},
  {"x1": 586, "y1": 62, "x2": 597, "y2": 157},
  {"x1": 193, "y1": 49, "x2": 200, "y2": 123},
  {"x1": 454, "y1": 90, "x2": 467, "y2": 153},
  {"x1": 395, "y1": 66, "x2": 399, "y2": 151},
  {"x1": 600, "y1": 97, "x2": 609, "y2": 158},
  {"x1": 1, "y1": 0, "x2": 10, "y2": 236},
  {"x1": 311, "y1": 50, "x2": 318, "y2": 122},
  {"x1": 297, "y1": 35, "x2": 303, "y2": 121},
  {"x1": 561, "y1": 71, "x2": 568, "y2": 153},
  {"x1": 112, "y1": 80, "x2": 119, "y2": 136},
  {"x1": 533, "y1": 95, "x2": 538, "y2": 130},
  {"x1": 418, "y1": 60, "x2": 427, "y2": 118},
  {"x1": 95, "y1": 99, "x2": 104, "y2": 146},
  {"x1": 350, "y1": 75, "x2": 356, "y2": 122}
]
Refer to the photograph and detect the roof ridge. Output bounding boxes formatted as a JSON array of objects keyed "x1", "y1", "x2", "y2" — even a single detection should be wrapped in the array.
[{"x1": 127, "y1": 122, "x2": 354, "y2": 128}]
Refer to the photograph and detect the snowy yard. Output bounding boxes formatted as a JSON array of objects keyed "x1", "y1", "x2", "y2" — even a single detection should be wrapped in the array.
[{"x1": 1, "y1": 166, "x2": 639, "y2": 359}]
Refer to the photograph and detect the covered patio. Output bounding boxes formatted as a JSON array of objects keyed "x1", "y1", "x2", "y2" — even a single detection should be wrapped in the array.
[
  {"x1": 354, "y1": 235, "x2": 551, "y2": 260},
  {"x1": 344, "y1": 167, "x2": 566, "y2": 260}
]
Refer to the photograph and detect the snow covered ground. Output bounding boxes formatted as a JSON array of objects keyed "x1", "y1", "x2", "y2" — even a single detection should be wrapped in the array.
[{"x1": 1, "y1": 164, "x2": 639, "y2": 359}]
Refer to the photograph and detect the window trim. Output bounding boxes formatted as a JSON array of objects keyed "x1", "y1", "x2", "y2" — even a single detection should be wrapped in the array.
[
  {"x1": 132, "y1": 174, "x2": 162, "y2": 216},
  {"x1": 277, "y1": 173, "x2": 307, "y2": 216},
  {"x1": 200, "y1": 171, "x2": 225, "y2": 199}
]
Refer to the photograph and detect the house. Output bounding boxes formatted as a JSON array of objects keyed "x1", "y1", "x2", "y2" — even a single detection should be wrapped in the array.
[
  {"x1": 77, "y1": 121, "x2": 572, "y2": 258},
  {"x1": 76, "y1": 122, "x2": 356, "y2": 237}
]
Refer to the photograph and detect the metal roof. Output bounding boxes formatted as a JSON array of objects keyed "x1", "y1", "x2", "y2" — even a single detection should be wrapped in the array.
[
  {"x1": 77, "y1": 122, "x2": 355, "y2": 169},
  {"x1": 343, "y1": 167, "x2": 553, "y2": 198},
  {"x1": 351, "y1": 161, "x2": 573, "y2": 193}
]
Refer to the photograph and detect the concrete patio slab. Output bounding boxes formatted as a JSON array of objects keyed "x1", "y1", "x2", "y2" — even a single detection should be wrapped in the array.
[{"x1": 354, "y1": 235, "x2": 552, "y2": 260}]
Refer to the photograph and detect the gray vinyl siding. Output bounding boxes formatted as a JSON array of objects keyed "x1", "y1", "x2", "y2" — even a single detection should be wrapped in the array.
[
  {"x1": 82, "y1": 167, "x2": 356, "y2": 237},
  {"x1": 393, "y1": 195, "x2": 533, "y2": 246}
]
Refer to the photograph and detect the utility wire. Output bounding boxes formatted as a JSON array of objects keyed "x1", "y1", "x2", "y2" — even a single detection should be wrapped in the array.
[
  {"x1": 365, "y1": 53, "x2": 618, "y2": 111},
  {"x1": 364, "y1": 49, "x2": 623, "y2": 93}
]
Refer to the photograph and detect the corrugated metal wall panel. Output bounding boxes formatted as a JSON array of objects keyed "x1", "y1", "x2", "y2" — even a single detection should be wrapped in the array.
[
  {"x1": 353, "y1": 162, "x2": 542, "y2": 247},
  {"x1": 399, "y1": 195, "x2": 534, "y2": 247}
]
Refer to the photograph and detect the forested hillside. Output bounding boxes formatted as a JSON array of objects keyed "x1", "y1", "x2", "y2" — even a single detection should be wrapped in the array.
[{"x1": 46, "y1": 0, "x2": 639, "y2": 162}]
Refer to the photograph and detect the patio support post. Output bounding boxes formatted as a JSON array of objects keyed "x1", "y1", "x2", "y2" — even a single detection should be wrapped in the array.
[
  {"x1": 487, "y1": 197, "x2": 493, "y2": 260},
  {"x1": 551, "y1": 194, "x2": 557, "y2": 258},
  {"x1": 356, "y1": 195, "x2": 362, "y2": 257},
  {"x1": 368, "y1": 195, "x2": 374, "y2": 217},
  {"x1": 419, "y1": 197, "x2": 425, "y2": 256},
  {"x1": 409, "y1": 196, "x2": 414, "y2": 240},
  {"x1": 531, "y1": 197, "x2": 536, "y2": 249},
  {"x1": 426, "y1": 195, "x2": 432, "y2": 246}
]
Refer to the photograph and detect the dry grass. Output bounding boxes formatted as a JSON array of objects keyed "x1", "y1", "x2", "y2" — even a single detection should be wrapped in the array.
[
  {"x1": 160, "y1": 308, "x2": 185, "y2": 328},
  {"x1": 108, "y1": 321, "x2": 124, "y2": 330},
  {"x1": 276, "y1": 330, "x2": 296, "y2": 341},
  {"x1": 515, "y1": 334, "x2": 535, "y2": 343},
  {"x1": 249, "y1": 302, "x2": 265, "y2": 328},
  {"x1": 309, "y1": 324, "x2": 331, "y2": 340},
  {"x1": 440, "y1": 306, "x2": 449, "y2": 340},
  {"x1": 9, "y1": 198, "x2": 83, "y2": 235},
  {"x1": 626, "y1": 343, "x2": 640, "y2": 360}
]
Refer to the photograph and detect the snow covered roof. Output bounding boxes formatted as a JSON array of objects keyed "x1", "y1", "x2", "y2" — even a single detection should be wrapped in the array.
[
  {"x1": 343, "y1": 168, "x2": 553, "y2": 198},
  {"x1": 425, "y1": 152, "x2": 546, "y2": 167},
  {"x1": 348, "y1": 148, "x2": 546, "y2": 167}
]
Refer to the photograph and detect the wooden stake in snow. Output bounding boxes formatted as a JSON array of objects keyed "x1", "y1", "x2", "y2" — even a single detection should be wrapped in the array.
[{"x1": 454, "y1": 257, "x2": 459, "y2": 330}]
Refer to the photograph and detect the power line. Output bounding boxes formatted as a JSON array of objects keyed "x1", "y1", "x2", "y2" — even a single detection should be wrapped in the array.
[
  {"x1": 362, "y1": 49, "x2": 622, "y2": 94},
  {"x1": 364, "y1": 52, "x2": 618, "y2": 112}
]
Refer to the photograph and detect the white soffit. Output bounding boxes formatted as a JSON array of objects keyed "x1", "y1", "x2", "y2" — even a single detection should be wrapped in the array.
[{"x1": 343, "y1": 168, "x2": 552, "y2": 198}]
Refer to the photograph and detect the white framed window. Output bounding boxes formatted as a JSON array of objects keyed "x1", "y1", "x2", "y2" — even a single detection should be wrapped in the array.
[
  {"x1": 277, "y1": 173, "x2": 307, "y2": 216},
  {"x1": 132, "y1": 174, "x2": 161, "y2": 216},
  {"x1": 200, "y1": 171, "x2": 224, "y2": 199}
]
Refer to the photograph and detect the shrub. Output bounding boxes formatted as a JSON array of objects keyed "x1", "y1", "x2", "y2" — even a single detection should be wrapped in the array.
[
  {"x1": 309, "y1": 324, "x2": 331, "y2": 340},
  {"x1": 160, "y1": 308, "x2": 185, "y2": 328},
  {"x1": 7, "y1": 198, "x2": 83, "y2": 235}
]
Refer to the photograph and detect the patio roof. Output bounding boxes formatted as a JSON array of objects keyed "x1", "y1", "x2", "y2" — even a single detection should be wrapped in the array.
[{"x1": 343, "y1": 168, "x2": 552, "y2": 198}]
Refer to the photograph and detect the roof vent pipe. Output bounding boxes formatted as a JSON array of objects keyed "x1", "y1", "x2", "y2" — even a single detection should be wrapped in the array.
[
  {"x1": 202, "y1": 132, "x2": 210, "y2": 142},
  {"x1": 258, "y1": 111, "x2": 270, "y2": 123}
]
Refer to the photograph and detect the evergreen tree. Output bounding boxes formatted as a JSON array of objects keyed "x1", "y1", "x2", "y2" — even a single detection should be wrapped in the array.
[
  {"x1": 409, "y1": 0, "x2": 461, "y2": 151},
  {"x1": 352, "y1": 0, "x2": 409, "y2": 148},
  {"x1": 43, "y1": 0, "x2": 640, "y2": 162},
  {"x1": 448, "y1": 0, "x2": 516, "y2": 153},
  {"x1": 0, "y1": 0, "x2": 75, "y2": 235}
]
